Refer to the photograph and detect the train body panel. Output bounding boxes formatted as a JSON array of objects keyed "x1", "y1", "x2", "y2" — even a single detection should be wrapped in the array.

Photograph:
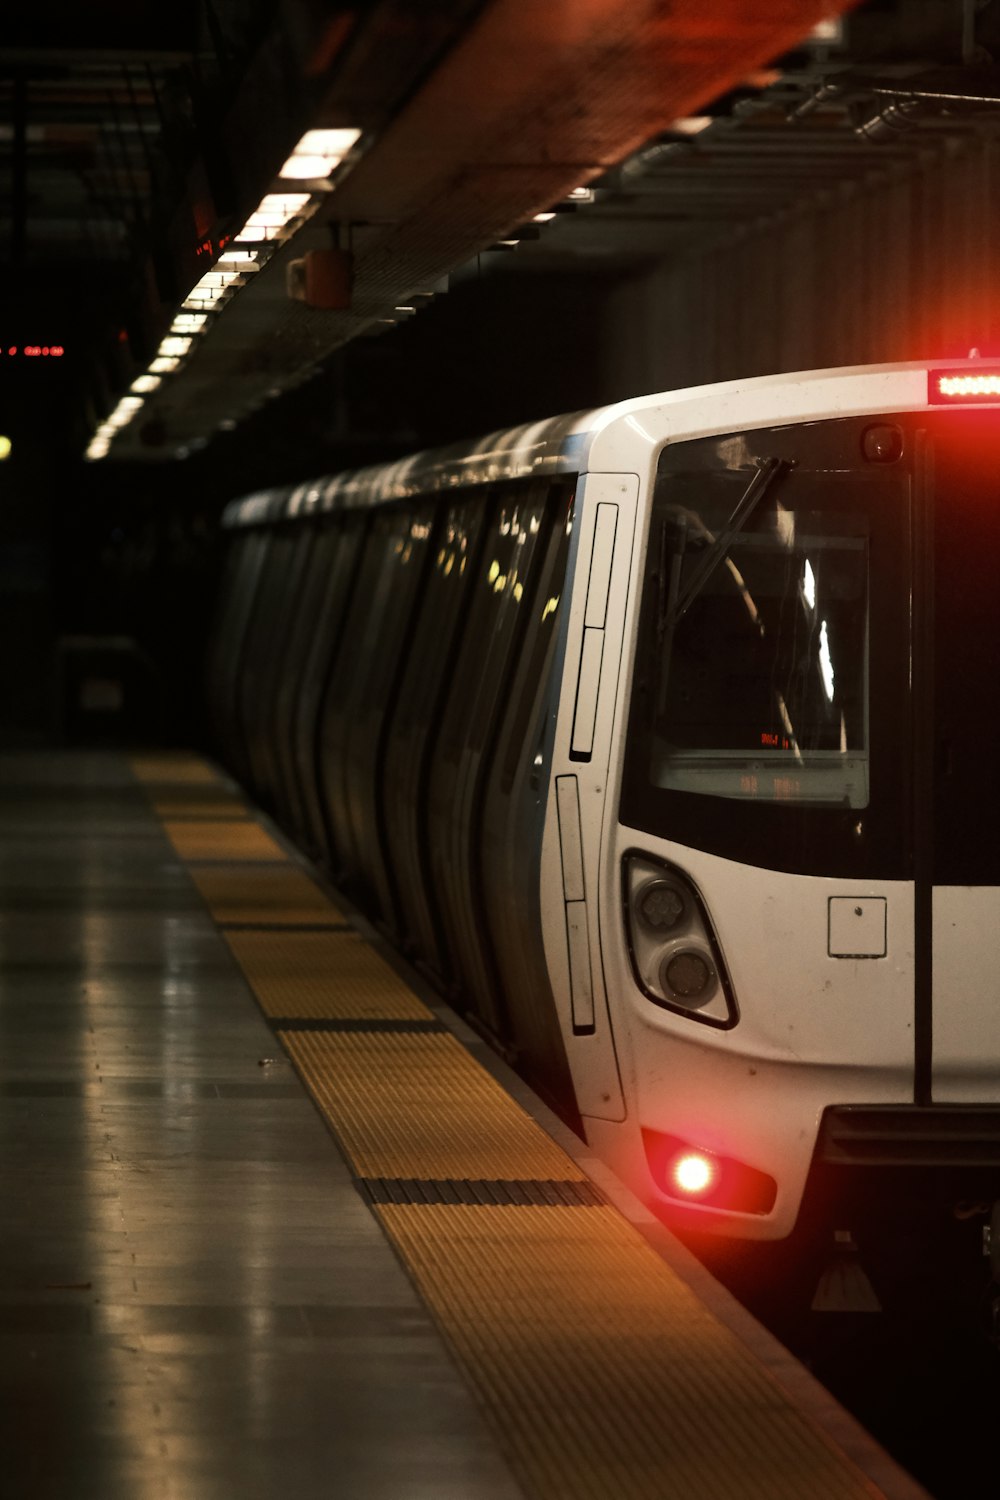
[
  {"x1": 210, "y1": 357, "x2": 1000, "y2": 1244},
  {"x1": 933, "y1": 887, "x2": 1000, "y2": 1102}
]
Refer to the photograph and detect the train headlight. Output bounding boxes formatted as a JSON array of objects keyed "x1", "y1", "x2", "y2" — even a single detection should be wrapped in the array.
[
  {"x1": 662, "y1": 949, "x2": 715, "y2": 1007},
  {"x1": 623, "y1": 853, "x2": 737, "y2": 1027},
  {"x1": 637, "y1": 878, "x2": 685, "y2": 932}
]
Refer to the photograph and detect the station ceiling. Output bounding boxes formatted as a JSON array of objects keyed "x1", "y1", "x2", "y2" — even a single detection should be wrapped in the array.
[{"x1": 4, "y1": 0, "x2": 1000, "y2": 464}]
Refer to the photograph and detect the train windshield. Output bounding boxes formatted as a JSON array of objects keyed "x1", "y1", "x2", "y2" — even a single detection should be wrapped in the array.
[
  {"x1": 649, "y1": 484, "x2": 869, "y2": 808},
  {"x1": 621, "y1": 419, "x2": 912, "y2": 880}
]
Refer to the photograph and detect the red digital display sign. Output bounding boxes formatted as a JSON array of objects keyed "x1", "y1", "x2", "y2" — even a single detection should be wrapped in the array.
[{"x1": 2, "y1": 346, "x2": 65, "y2": 357}]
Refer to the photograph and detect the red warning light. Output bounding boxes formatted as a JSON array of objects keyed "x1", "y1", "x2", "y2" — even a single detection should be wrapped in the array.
[
  {"x1": 671, "y1": 1151, "x2": 720, "y2": 1197},
  {"x1": 929, "y1": 368, "x2": 1000, "y2": 403},
  {"x1": 1, "y1": 344, "x2": 66, "y2": 358}
]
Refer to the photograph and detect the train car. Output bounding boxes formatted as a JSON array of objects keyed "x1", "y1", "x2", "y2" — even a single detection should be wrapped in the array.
[{"x1": 209, "y1": 358, "x2": 1000, "y2": 1256}]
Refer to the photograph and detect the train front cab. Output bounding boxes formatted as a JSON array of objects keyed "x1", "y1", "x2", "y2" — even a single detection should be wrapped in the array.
[{"x1": 554, "y1": 363, "x2": 1000, "y2": 1256}]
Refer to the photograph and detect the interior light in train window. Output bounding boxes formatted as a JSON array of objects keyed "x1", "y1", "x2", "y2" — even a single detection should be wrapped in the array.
[
  {"x1": 131, "y1": 375, "x2": 161, "y2": 394},
  {"x1": 929, "y1": 368, "x2": 1000, "y2": 402},
  {"x1": 158, "y1": 336, "x2": 192, "y2": 358},
  {"x1": 279, "y1": 128, "x2": 361, "y2": 180}
]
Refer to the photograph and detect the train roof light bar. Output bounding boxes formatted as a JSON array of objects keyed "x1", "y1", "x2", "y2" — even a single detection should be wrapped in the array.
[{"x1": 929, "y1": 368, "x2": 1000, "y2": 402}]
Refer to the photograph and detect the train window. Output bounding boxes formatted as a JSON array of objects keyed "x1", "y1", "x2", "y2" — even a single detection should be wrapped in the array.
[
  {"x1": 650, "y1": 493, "x2": 869, "y2": 808},
  {"x1": 622, "y1": 418, "x2": 913, "y2": 881},
  {"x1": 498, "y1": 480, "x2": 575, "y2": 794}
]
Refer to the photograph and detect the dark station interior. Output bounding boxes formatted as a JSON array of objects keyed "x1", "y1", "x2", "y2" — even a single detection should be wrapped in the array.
[{"x1": 4, "y1": 5, "x2": 1000, "y2": 1498}]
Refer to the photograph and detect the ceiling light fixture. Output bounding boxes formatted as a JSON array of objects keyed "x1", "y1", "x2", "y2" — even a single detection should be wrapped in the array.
[
  {"x1": 234, "y1": 193, "x2": 311, "y2": 243},
  {"x1": 279, "y1": 127, "x2": 361, "y2": 181}
]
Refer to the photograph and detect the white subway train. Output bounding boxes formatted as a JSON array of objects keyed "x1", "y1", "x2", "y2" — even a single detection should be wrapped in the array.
[{"x1": 208, "y1": 359, "x2": 1000, "y2": 1250}]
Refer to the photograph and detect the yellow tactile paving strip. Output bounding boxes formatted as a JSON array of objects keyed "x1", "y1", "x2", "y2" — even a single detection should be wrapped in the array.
[
  {"x1": 149, "y1": 794, "x2": 250, "y2": 820},
  {"x1": 130, "y1": 752, "x2": 223, "y2": 785},
  {"x1": 189, "y1": 865, "x2": 347, "y2": 926},
  {"x1": 162, "y1": 818, "x2": 288, "y2": 862},
  {"x1": 227, "y1": 931, "x2": 433, "y2": 1022},
  {"x1": 284, "y1": 1030, "x2": 600, "y2": 1182},
  {"x1": 135, "y1": 748, "x2": 888, "y2": 1500},
  {"x1": 377, "y1": 1204, "x2": 876, "y2": 1500}
]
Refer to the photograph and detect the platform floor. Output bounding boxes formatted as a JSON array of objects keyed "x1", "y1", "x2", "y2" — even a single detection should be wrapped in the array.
[{"x1": 0, "y1": 751, "x2": 930, "y2": 1500}]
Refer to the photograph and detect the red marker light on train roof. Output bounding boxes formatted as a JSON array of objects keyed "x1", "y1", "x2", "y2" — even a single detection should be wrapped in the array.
[{"x1": 929, "y1": 368, "x2": 1000, "y2": 402}]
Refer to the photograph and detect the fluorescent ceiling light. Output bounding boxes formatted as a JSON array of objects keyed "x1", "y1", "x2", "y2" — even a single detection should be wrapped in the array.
[
  {"x1": 234, "y1": 193, "x2": 310, "y2": 243},
  {"x1": 131, "y1": 375, "x2": 161, "y2": 393},
  {"x1": 279, "y1": 127, "x2": 361, "y2": 180},
  {"x1": 672, "y1": 116, "x2": 712, "y2": 135},
  {"x1": 171, "y1": 312, "x2": 209, "y2": 333},
  {"x1": 150, "y1": 355, "x2": 180, "y2": 373},
  {"x1": 533, "y1": 211, "x2": 556, "y2": 222}
]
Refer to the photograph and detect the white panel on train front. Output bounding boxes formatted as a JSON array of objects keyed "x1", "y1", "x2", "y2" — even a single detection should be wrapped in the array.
[
  {"x1": 571, "y1": 630, "x2": 605, "y2": 757},
  {"x1": 565, "y1": 902, "x2": 596, "y2": 1032},
  {"x1": 555, "y1": 774, "x2": 585, "y2": 902},
  {"x1": 828, "y1": 897, "x2": 887, "y2": 958},
  {"x1": 583, "y1": 503, "x2": 618, "y2": 629},
  {"x1": 932, "y1": 886, "x2": 1000, "y2": 1102}
]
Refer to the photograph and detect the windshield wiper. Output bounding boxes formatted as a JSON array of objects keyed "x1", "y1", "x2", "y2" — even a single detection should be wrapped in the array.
[
  {"x1": 654, "y1": 455, "x2": 792, "y2": 720},
  {"x1": 657, "y1": 455, "x2": 792, "y2": 645}
]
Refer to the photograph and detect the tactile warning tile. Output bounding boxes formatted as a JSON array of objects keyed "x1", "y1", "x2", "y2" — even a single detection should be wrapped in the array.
[
  {"x1": 281, "y1": 1030, "x2": 587, "y2": 1181},
  {"x1": 229, "y1": 930, "x2": 435, "y2": 1022},
  {"x1": 376, "y1": 1202, "x2": 878, "y2": 1500},
  {"x1": 149, "y1": 786, "x2": 248, "y2": 822},
  {"x1": 189, "y1": 865, "x2": 346, "y2": 926},
  {"x1": 130, "y1": 752, "x2": 222, "y2": 785},
  {"x1": 162, "y1": 818, "x2": 288, "y2": 862}
]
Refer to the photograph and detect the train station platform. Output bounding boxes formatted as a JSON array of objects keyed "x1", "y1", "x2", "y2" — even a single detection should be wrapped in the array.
[{"x1": 1, "y1": 750, "x2": 931, "y2": 1500}]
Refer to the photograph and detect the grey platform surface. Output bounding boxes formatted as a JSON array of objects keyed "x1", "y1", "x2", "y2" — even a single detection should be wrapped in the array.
[{"x1": 0, "y1": 751, "x2": 522, "y2": 1500}]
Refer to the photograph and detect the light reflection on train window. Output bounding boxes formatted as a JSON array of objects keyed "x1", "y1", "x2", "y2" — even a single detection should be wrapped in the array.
[{"x1": 649, "y1": 503, "x2": 869, "y2": 808}]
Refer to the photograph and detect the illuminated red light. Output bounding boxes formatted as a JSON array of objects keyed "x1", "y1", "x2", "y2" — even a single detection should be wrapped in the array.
[
  {"x1": 929, "y1": 368, "x2": 1000, "y2": 403},
  {"x1": 1, "y1": 344, "x2": 65, "y2": 358},
  {"x1": 671, "y1": 1151, "x2": 719, "y2": 1197},
  {"x1": 643, "y1": 1129, "x2": 778, "y2": 1214}
]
